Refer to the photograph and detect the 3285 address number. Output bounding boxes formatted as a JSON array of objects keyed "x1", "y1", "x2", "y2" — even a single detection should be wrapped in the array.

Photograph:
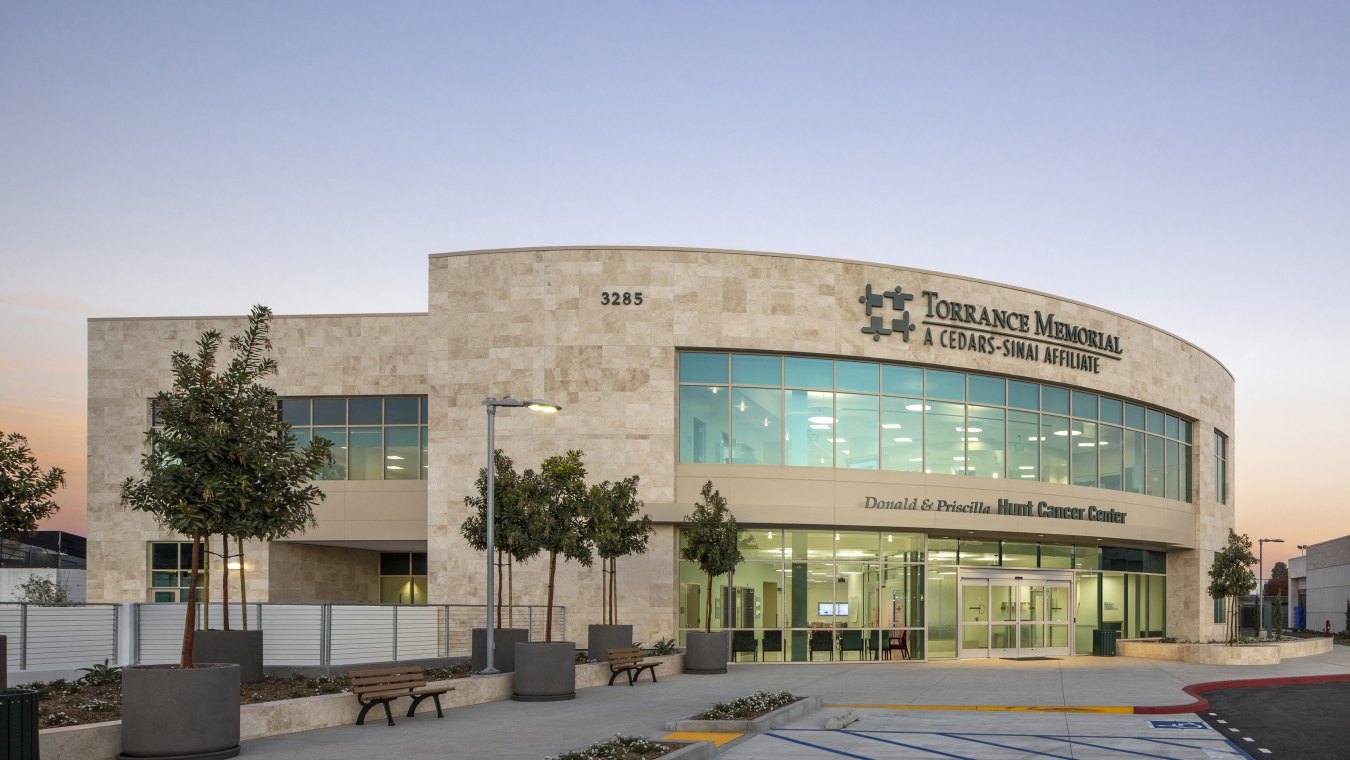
[{"x1": 600, "y1": 291, "x2": 643, "y2": 305}]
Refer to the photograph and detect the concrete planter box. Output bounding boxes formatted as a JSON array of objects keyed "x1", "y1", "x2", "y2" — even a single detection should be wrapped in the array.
[
  {"x1": 471, "y1": 628, "x2": 530, "y2": 673},
  {"x1": 119, "y1": 663, "x2": 240, "y2": 759},
  {"x1": 683, "y1": 631, "x2": 729, "y2": 674},
  {"x1": 664, "y1": 695, "x2": 822, "y2": 733},
  {"x1": 512, "y1": 641, "x2": 576, "y2": 701},
  {"x1": 194, "y1": 630, "x2": 265, "y2": 683},
  {"x1": 587, "y1": 624, "x2": 634, "y2": 662},
  {"x1": 1117, "y1": 636, "x2": 1332, "y2": 664}
]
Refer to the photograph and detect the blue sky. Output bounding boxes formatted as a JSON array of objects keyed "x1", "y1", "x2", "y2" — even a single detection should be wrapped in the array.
[{"x1": 2, "y1": 1, "x2": 1347, "y2": 567}]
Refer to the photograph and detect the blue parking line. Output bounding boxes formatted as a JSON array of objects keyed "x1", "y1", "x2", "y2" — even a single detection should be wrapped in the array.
[
  {"x1": 840, "y1": 730, "x2": 980, "y2": 760},
  {"x1": 1039, "y1": 735, "x2": 1185, "y2": 759},
  {"x1": 935, "y1": 732, "x2": 1076, "y2": 759},
  {"x1": 763, "y1": 732, "x2": 877, "y2": 759}
]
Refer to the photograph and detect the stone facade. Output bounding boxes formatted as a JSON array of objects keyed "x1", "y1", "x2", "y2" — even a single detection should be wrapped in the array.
[{"x1": 87, "y1": 246, "x2": 1235, "y2": 647}]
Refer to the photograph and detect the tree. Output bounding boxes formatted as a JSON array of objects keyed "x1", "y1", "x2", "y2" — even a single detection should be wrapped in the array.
[
  {"x1": 522, "y1": 450, "x2": 594, "y2": 642},
  {"x1": 679, "y1": 481, "x2": 743, "y2": 633},
  {"x1": 587, "y1": 475, "x2": 653, "y2": 625},
  {"x1": 121, "y1": 305, "x2": 331, "y2": 668},
  {"x1": 1208, "y1": 529, "x2": 1257, "y2": 644},
  {"x1": 1264, "y1": 561, "x2": 1288, "y2": 598},
  {"x1": 0, "y1": 431, "x2": 66, "y2": 565},
  {"x1": 13, "y1": 575, "x2": 69, "y2": 605},
  {"x1": 460, "y1": 449, "x2": 542, "y2": 627}
]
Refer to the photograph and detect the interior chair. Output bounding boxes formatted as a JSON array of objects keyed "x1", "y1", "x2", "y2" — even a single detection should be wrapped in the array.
[
  {"x1": 838, "y1": 629, "x2": 865, "y2": 660},
  {"x1": 870, "y1": 629, "x2": 892, "y2": 660},
  {"x1": 809, "y1": 629, "x2": 833, "y2": 661},
  {"x1": 761, "y1": 630, "x2": 783, "y2": 661},
  {"x1": 731, "y1": 630, "x2": 758, "y2": 662},
  {"x1": 889, "y1": 630, "x2": 910, "y2": 660}
]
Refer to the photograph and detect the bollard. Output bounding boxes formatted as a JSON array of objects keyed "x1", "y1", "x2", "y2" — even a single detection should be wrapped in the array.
[{"x1": 1, "y1": 635, "x2": 7, "y2": 690}]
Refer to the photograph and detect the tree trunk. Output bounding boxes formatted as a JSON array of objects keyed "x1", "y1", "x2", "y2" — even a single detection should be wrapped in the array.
[
  {"x1": 610, "y1": 558, "x2": 618, "y2": 625},
  {"x1": 202, "y1": 533, "x2": 210, "y2": 630},
  {"x1": 507, "y1": 557, "x2": 514, "y2": 628},
  {"x1": 495, "y1": 549, "x2": 503, "y2": 628},
  {"x1": 704, "y1": 573, "x2": 713, "y2": 633},
  {"x1": 238, "y1": 537, "x2": 248, "y2": 631},
  {"x1": 221, "y1": 533, "x2": 231, "y2": 630},
  {"x1": 181, "y1": 530, "x2": 202, "y2": 669},
  {"x1": 599, "y1": 563, "x2": 607, "y2": 625},
  {"x1": 545, "y1": 552, "x2": 558, "y2": 642}
]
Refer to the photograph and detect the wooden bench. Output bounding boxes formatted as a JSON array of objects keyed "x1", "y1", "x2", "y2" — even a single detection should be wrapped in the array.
[
  {"x1": 348, "y1": 666, "x2": 455, "y2": 726},
  {"x1": 605, "y1": 647, "x2": 661, "y2": 686}
]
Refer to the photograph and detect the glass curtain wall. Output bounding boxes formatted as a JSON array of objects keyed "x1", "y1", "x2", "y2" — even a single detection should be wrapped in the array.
[{"x1": 678, "y1": 352, "x2": 1195, "y2": 503}]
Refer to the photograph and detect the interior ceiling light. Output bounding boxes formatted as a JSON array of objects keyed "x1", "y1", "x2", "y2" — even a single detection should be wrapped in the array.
[
  {"x1": 763, "y1": 418, "x2": 769, "y2": 427},
  {"x1": 965, "y1": 437, "x2": 980, "y2": 442},
  {"x1": 387, "y1": 465, "x2": 404, "y2": 470},
  {"x1": 710, "y1": 387, "x2": 718, "y2": 393},
  {"x1": 956, "y1": 427, "x2": 983, "y2": 433},
  {"x1": 828, "y1": 438, "x2": 847, "y2": 443},
  {"x1": 893, "y1": 437, "x2": 912, "y2": 443},
  {"x1": 810, "y1": 424, "x2": 830, "y2": 430},
  {"x1": 1018, "y1": 465, "x2": 1035, "y2": 470},
  {"x1": 738, "y1": 401, "x2": 746, "y2": 412},
  {"x1": 386, "y1": 455, "x2": 405, "y2": 460},
  {"x1": 905, "y1": 403, "x2": 932, "y2": 412},
  {"x1": 882, "y1": 423, "x2": 903, "y2": 429},
  {"x1": 1077, "y1": 442, "x2": 1096, "y2": 447},
  {"x1": 808, "y1": 416, "x2": 835, "y2": 424},
  {"x1": 1053, "y1": 430, "x2": 1084, "y2": 436}
]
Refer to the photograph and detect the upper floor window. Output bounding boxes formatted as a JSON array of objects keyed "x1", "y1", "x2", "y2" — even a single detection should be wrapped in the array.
[
  {"x1": 678, "y1": 352, "x2": 1195, "y2": 503},
  {"x1": 148, "y1": 541, "x2": 204, "y2": 603},
  {"x1": 1213, "y1": 432, "x2": 1228, "y2": 504},
  {"x1": 279, "y1": 396, "x2": 429, "y2": 481}
]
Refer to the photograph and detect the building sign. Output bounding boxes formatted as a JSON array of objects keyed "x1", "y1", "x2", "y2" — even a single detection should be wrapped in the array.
[
  {"x1": 859, "y1": 283, "x2": 1124, "y2": 375},
  {"x1": 862, "y1": 495, "x2": 1127, "y2": 524}
]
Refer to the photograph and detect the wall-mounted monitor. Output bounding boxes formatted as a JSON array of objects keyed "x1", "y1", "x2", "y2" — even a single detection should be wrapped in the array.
[{"x1": 817, "y1": 602, "x2": 849, "y2": 616}]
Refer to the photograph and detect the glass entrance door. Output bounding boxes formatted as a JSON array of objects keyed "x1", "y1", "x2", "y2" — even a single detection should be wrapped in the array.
[{"x1": 959, "y1": 572, "x2": 1072, "y2": 658}]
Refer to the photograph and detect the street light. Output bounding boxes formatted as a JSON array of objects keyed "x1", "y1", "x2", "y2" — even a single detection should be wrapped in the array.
[
  {"x1": 1258, "y1": 537, "x2": 1284, "y2": 637},
  {"x1": 481, "y1": 395, "x2": 560, "y2": 674}
]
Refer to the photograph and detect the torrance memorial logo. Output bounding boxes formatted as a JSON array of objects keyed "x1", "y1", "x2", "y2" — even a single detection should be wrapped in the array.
[{"x1": 858, "y1": 283, "x2": 917, "y2": 342}]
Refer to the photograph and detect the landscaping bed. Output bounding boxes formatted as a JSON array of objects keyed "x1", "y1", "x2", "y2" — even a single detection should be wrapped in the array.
[{"x1": 25, "y1": 664, "x2": 472, "y2": 729}]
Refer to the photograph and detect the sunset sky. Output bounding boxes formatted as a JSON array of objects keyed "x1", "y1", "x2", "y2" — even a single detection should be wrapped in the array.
[{"x1": 3, "y1": 2, "x2": 1347, "y2": 572}]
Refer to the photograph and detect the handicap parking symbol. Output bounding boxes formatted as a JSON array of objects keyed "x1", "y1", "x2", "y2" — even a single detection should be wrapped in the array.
[{"x1": 1148, "y1": 720, "x2": 1207, "y2": 730}]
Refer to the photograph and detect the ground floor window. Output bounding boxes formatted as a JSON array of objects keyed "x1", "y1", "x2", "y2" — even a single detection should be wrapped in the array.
[
  {"x1": 677, "y1": 530, "x2": 1166, "y2": 660},
  {"x1": 147, "y1": 541, "x2": 204, "y2": 603},
  {"x1": 379, "y1": 552, "x2": 428, "y2": 604}
]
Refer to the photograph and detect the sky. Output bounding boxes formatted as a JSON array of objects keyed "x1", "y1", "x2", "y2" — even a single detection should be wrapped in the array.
[{"x1": 2, "y1": 1, "x2": 1347, "y2": 572}]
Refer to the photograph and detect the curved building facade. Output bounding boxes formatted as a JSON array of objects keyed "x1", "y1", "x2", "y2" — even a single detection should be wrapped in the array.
[{"x1": 86, "y1": 247, "x2": 1234, "y2": 659}]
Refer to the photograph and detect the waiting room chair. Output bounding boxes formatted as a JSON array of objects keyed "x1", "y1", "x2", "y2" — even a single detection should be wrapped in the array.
[
  {"x1": 889, "y1": 630, "x2": 910, "y2": 660},
  {"x1": 838, "y1": 629, "x2": 865, "y2": 660},
  {"x1": 731, "y1": 630, "x2": 758, "y2": 662},
  {"x1": 809, "y1": 629, "x2": 833, "y2": 661},
  {"x1": 761, "y1": 630, "x2": 783, "y2": 661}
]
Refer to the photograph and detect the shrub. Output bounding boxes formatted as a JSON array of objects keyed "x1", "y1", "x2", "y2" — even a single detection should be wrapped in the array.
[
  {"x1": 697, "y1": 690, "x2": 798, "y2": 720},
  {"x1": 549, "y1": 735, "x2": 675, "y2": 760}
]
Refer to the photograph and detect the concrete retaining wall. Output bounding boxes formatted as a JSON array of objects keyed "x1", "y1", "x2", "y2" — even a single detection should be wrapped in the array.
[
  {"x1": 1117, "y1": 637, "x2": 1332, "y2": 664},
  {"x1": 39, "y1": 654, "x2": 684, "y2": 760}
]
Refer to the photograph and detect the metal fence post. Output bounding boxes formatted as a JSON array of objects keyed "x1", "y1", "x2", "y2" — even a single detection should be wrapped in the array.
[
  {"x1": 19, "y1": 602, "x2": 28, "y2": 670},
  {"x1": 321, "y1": 604, "x2": 331, "y2": 667},
  {"x1": 392, "y1": 606, "x2": 399, "y2": 662},
  {"x1": 528, "y1": 606, "x2": 534, "y2": 642}
]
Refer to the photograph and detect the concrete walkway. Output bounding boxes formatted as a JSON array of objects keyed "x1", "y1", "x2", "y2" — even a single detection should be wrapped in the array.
[{"x1": 240, "y1": 645, "x2": 1350, "y2": 759}]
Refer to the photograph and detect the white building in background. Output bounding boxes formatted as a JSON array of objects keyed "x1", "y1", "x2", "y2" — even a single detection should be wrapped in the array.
[{"x1": 1290, "y1": 536, "x2": 1350, "y2": 633}]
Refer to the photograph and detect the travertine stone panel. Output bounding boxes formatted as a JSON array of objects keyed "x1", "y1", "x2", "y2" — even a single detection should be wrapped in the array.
[
  {"x1": 86, "y1": 313, "x2": 429, "y2": 603},
  {"x1": 266, "y1": 543, "x2": 380, "y2": 603}
]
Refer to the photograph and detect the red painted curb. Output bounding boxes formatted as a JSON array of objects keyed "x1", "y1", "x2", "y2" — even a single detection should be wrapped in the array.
[{"x1": 1133, "y1": 673, "x2": 1350, "y2": 714}]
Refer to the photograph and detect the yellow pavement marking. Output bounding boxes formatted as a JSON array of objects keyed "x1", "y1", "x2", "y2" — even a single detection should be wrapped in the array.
[
  {"x1": 663, "y1": 731, "x2": 743, "y2": 746},
  {"x1": 824, "y1": 703, "x2": 1133, "y2": 714}
]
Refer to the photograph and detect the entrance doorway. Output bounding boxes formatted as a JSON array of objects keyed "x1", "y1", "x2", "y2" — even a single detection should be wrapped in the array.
[{"x1": 959, "y1": 570, "x2": 1072, "y2": 658}]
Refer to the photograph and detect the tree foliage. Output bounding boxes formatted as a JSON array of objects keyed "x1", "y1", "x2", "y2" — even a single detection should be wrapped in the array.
[
  {"x1": 1208, "y1": 530, "x2": 1256, "y2": 644},
  {"x1": 0, "y1": 430, "x2": 66, "y2": 539},
  {"x1": 460, "y1": 449, "x2": 542, "y2": 626},
  {"x1": 1264, "y1": 561, "x2": 1289, "y2": 598},
  {"x1": 13, "y1": 575, "x2": 70, "y2": 605},
  {"x1": 587, "y1": 474, "x2": 653, "y2": 625},
  {"x1": 120, "y1": 305, "x2": 331, "y2": 667},
  {"x1": 680, "y1": 481, "x2": 743, "y2": 633},
  {"x1": 524, "y1": 450, "x2": 595, "y2": 641}
]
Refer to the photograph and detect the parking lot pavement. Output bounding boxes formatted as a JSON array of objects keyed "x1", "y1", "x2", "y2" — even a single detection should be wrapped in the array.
[
  {"x1": 719, "y1": 708, "x2": 1247, "y2": 760},
  {"x1": 1198, "y1": 680, "x2": 1350, "y2": 757}
]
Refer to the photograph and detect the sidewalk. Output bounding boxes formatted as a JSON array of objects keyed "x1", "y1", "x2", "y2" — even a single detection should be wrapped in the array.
[{"x1": 240, "y1": 645, "x2": 1350, "y2": 759}]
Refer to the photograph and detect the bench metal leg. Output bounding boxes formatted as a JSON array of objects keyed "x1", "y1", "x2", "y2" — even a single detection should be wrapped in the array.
[
  {"x1": 357, "y1": 698, "x2": 396, "y2": 726},
  {"x1": 644, "y1": 665, "x2": 658, "y2": 684},
  {"x1": 407, "y1": 693, "x2": 445, "y2": 718}
]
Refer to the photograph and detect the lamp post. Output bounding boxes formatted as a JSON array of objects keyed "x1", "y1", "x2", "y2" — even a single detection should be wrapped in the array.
[
  {"x1": 481, "y1": 395, "x2": 560, "y2": 674},
  {"x1": 1258, "y1": 537, "x2": 1284, "y2": 637}
]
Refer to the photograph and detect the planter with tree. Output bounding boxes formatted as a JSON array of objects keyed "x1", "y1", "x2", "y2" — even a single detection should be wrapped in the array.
[
  {"x1": 512, "y1": 450, "x2": 593, "y2": 702},
  {"x1": 119, "y1": 305, "x2": 331, "y2": 759},
  {"x1": 0, "y1": 429, "x2": 65, "y2": 756},
  {"x1": 1208, "y1": 529, "x2": 1257, "y2": 645},
  {"x1": 461, "y1": 449, "x2": 540, "y2": 673},
  {"x1": 679, "y1": 480, "x2": 743, "y2": 674},
  {"x1": 585, "y1": 474, "x2": 653, "y2": 662}
]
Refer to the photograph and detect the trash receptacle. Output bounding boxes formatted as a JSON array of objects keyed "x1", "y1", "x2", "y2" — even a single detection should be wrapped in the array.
[
  {"x1": 2, "y1": 687, "x2": 41, "y2": 759},
  {"x1": 1092, "y1": 629, "x2": 1117, "y2": 656}
]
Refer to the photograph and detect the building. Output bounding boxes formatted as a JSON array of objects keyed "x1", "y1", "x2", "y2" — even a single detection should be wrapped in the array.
[
  {"x1": 1289, "y1": 537, "x2": 1350, "y2": 634},
  {"x1": 86, "y1": 246, "x2": 1235, "y2": 659},
  {"x1": 0, "y1": 531, "x2": 87, "y2": 603}
]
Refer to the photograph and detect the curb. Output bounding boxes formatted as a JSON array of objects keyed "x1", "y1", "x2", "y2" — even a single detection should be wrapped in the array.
[
  {"x1": 660, "y1": 740, "x2": 718, "y2": 759},
  {"x1": 663, "y1": 696, "x2": 823, "y2": 733},
  {"x1": 1134, "y1": 673, "x2": 1350, "y2": 714}
]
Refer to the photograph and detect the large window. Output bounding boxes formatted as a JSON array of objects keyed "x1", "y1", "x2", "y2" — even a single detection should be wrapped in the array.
[
  {"x1": 1214, "y1": 431, "x2": 1228, "y2": 504},
  {"x1": 280, "y1": 396, "x2": 430, "y2": 481},
  {"x1": 679, "y1": 352, "x2": 1197, "y2": 502},
  {"x1": 148, "y1": 542, "x2": 205, "y2": 603},
  {"x1": 380, "y1": 552, "x2": 428, "y2": 605}
]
